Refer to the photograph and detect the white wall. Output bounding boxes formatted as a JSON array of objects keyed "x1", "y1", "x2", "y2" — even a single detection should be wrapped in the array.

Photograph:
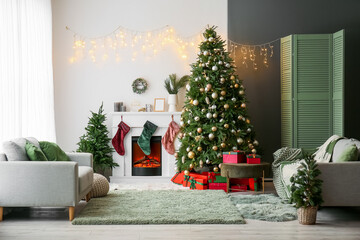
[{"x1": 52, "y1": 0, "x2": 227, "y2": 151}]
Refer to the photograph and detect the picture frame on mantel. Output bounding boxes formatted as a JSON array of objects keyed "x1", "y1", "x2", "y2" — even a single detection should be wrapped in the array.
[{"x1": 154, "y1": 98, "x2": 165, "y2": 112}]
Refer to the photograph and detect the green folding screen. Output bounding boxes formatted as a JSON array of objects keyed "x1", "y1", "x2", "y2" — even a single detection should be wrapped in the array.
[{"x1": 280, "y1": 30, "x2": 344, "y2": 148}]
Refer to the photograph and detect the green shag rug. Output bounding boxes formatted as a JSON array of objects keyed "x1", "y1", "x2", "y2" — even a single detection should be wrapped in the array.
[
  {"x1": 230, "y1": 194, "x2": 297, "y2": 222},
  {"x1": 72, "y1": 190, "x2": 245, "y2": 225}
]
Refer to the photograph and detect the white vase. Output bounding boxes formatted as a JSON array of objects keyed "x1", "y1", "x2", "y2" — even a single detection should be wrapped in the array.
[{"x1": 168, "y1": 94, "x2": 177, "y2": 112}]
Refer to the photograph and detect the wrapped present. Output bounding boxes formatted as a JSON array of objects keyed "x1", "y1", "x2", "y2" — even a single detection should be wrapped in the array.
[
  {"x1": 206, "y1": 172, "x2": 227, "y2": 183},
  {"x1": 222, "y1": 150, "x2": 246, "y2": 163},
  {"x1": 231, "y1": 185, "x2": 247, "y2": 192},
  {"x1": 183, "y1": 174, "x2": 191, "y2": 187},
  {"x1": 189, "y1": 172, "x2": 208, "y2": 182},
  {"x1": 249, "y1": 178, "x2": 258, "y2": 191},
  {"x1": 171, "y1": 171, "x2": 184, "y2": 185},
  {"x1": 189, "y1": 177, "x2": 208, "y2": 190},
  {"x1": 183, "y1": 172, "x2": 208, "y2": 187},
  {"x1": 208, "y1": 182, "x2": 227, "y2": 192},
  {"x1": 246, "y1": 154, "x2": 261, "y2": 164},
  {"x1": 231, "y1": 178, "x2": 249, "y2": 186}
]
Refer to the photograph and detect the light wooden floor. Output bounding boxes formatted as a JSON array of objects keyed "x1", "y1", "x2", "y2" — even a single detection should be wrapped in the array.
[{"x1": 1, "y1": 183, "x2": 360, "y2": 240}]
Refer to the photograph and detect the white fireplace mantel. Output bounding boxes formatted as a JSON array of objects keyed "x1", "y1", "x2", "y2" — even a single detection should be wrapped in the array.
[{"x1": 110, "y1": 112, "x2": 181, "y2": 183}]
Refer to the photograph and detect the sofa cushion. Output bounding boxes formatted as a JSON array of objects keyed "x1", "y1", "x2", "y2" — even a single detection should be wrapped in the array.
[
  {"x1": 25, "y1": 142, "x2": 48, "y2": 161},
  {"x1": 78, "y1": 166, "x2": 93, "y2": 195},
  {"x1": 39, "y1": 141, "x2": 70, "y2": 161},
  {"x1": 333, "y1": 138, "x2": 360, "y2": 162},
  {"x1": 2, "y1": 137, "x2": 40, "y2": 161},
  {"x1": 336, "y1": 144, "x2": 359, "y2": 162}
]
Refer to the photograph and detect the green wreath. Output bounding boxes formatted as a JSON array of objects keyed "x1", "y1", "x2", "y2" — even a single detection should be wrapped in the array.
[{"x1": 132, "y1": 78, "x2": 148, "y2": 94}]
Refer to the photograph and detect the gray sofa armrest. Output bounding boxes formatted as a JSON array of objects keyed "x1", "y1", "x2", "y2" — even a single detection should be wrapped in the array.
[
  {"x1": 66, "y1": 152, "x2": 93, "y2": 168},
  {"x1": 318, "y1": 162, "x2": 360, "y2": 206},
  {"x1": 0, "y1": 153, "x2": 7, "y2": 161},
  {"x1": 0, "y1": 161, "x2": 78, "y2": 207}
]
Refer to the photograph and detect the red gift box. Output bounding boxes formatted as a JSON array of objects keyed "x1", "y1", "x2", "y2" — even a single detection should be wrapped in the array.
[
  {"x1": 208, "y1": 182, "x2": 227, "y2": 192},
  {"x1": 189, "y1": 177, "x2": 208, "y2": 190},
  {"x1": 171, "y1": 171, "x2": 184, "y2": 185},
  {"x1": 206, "y1": 172, "x2": 227, "y2": 183},
  {"x1": 246, "y1": 154, "x2": 261, "y2": 164},
  {"x1": 249, "y1": 178, "x2": 258, "y2": 191},
  {"x1": 231, "y1": 178, "x2": 249, "y2": 186},
  {"x1": 231, "y1": 185, "x2": 247, "y2": 192},
  {"x1": 222, "y1": 151, "x2": 246, "y2": 163},
  {"x1": 183, "y1": 172, "x2": 208, "y2": 187}
]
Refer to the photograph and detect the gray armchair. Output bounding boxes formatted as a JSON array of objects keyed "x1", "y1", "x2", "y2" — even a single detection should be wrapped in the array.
[{"x1": 0, "y1": 138, "x2": 93, "y2": 221}]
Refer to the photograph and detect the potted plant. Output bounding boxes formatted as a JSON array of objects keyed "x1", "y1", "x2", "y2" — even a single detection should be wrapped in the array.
[
  {"x1": 164, "y1": 74, "x2": 189, "y2": 112},
  {"x1": 77, "y1": 103, "x2": 118, "y2": 180},
  {"x1": 290, "y1": 156, "x2": 323, "y2": 225}
]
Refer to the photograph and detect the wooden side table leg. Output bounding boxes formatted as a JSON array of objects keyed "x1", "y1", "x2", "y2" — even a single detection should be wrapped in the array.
[
  {"x1": 262, "y1": 170, "x2": 265, "y2": 193},
  {"x1": 226, "y1": 170, "x2": 230, "y2": 193}
]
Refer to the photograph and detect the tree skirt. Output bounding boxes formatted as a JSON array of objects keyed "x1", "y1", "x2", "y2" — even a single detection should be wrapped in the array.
[
  {"x1": 230, "y1": 194, "x2": 297, "y2": 222},
  {"x1": 72, "y1": 190, "x2": 245, "y2": 225}
]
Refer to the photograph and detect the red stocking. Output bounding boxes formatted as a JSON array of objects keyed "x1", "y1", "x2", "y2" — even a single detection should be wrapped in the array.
[
  {"x1": 161, "y1": 121, "x2": 180, "y2": 155},
  {"x1": 112, "y1": 121, "x2": 130, "y2": 155}
]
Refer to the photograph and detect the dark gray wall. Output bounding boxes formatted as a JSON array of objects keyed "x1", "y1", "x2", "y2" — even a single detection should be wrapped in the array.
[{"x1": 228, "y1": 0, "x2": 360, "y2": 163}]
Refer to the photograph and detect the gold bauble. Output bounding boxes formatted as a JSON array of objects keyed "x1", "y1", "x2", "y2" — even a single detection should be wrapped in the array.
[
  {"x1": 206, "y1": 83, "x2": 212, "y2": 90},
  {"x1": 188, "y1": 151, "x2": 195, "y2": 159},
  {"x1": 212, "y1": 146, "x2": 218, "y2": 151},
  {"x1": 200, "y1": 88, "x2": 205, "y2": 93},
  {"x1": 246, "y1": 119, "x2": 250, "y2": 124},
  {"x1": 174, "y1": 152, "x2": 178, "y2": 158},
  {"x1": 190, "y1": 99, "x2": 193, "y2": 104},
  {"x1": 234, "y1": 84, "x2": 239, "y2": 88},
  {"x1": 249, "y1": 143, "x2": 254, "y2": 149},
  {"x1": 197, "y1": 146, "x2": 202, "y2": 152},
  {"x1": 213, "y1": 166, "x2": 219, "y2": 172},
  {"x1": 221, "y1": 90, "x2": 226, "y2": 96},
  {"x1": 252, "y1": 149, "x2": 257, "y2": 154},
  {"x1": 195, "y1": 136, "x2": 201, "y2": 141},
  {"x1": 197, "y1": 128, "x2": 203, "y2": 133},
  {"x1": 224, "y1": 104, "x2": 229, "y2": 109},
  {"x1": 230, "y1": 75, "x2": 235, "y2": 80},
  {"x1": 241, "y1": 103, "x2": 246, "y2": 108},
  {"x1": 224, "y1": 124, "x2": 229, "y2": 129},
  {"x1": 184, "y1": 170, "x2": 190, "y2": 176},
  {"x1": 211, "y1": 126, "x2": 217, "y2": 132},
  {"x1": 220, "y1": 143, "x2": 226, "y2": 148},
  {"x1": 189, "y1": 163, "x2": 194, "y2": 169}
]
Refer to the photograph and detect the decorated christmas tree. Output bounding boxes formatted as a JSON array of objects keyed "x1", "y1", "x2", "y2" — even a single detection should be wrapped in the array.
[{"x1": 176, "y1": 26, "x2": 259, "y2": 173}]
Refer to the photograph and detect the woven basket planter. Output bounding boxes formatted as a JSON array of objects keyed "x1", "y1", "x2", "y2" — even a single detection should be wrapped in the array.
[{"x1": 297, "y1": 206, "x2": 318, "y2": 225}]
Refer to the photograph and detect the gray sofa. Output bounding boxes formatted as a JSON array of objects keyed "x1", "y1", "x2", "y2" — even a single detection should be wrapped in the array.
[
  {"x1": 0, "y1": 138, "x2": 94, "y2": 221},
  {"x1": 318, "y1": 162, "x2": 360, "y2": 206}
]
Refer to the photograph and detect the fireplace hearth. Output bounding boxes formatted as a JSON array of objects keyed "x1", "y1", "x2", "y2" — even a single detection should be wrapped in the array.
[{"x1": 132, "y1": 136, "x2": 161, "y2": 176}]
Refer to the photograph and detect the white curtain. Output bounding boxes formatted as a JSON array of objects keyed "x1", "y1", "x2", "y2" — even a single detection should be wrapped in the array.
[{"x1": 0, "y1": 0, "x2": 56, "y2": 150}]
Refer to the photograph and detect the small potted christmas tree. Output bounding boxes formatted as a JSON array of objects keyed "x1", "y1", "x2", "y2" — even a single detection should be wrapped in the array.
[
  {"x1": 290, "y1": 156, "x2": 323, "y2": 225},
  {"x1": 77, "y1": 103, "x2": 118, "y2": 179}
]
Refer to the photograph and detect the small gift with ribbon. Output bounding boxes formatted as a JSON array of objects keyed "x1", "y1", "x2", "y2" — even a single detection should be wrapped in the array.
[
  {"x1": 246, "y1": 154, "x2": 261, "y2": 164},
  {"x1": 222, "y1": 150, "x2": 246, "y2": 163},
  {"x1": 206, "y1": 172, "x2": 227, "y2": 183},
  {"x1": 183, "y1": 172, "x2": 208, "y2": 188},
  {"x1": 189, "y1": 177, "x2": 208, "y2": 190}
]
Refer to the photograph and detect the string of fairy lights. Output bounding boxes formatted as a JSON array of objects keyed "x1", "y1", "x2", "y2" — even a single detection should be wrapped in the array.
[
  {"x1": 66, "y1": 25, "x2": 278, "y2": 70},
  {"x1": 228, "y1": 39, "x2": 278, "y2": 70}
]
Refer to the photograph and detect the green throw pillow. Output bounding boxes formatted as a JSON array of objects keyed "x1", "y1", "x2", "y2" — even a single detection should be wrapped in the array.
[
  {"x1": 39, "y1": 141, "x2": 70, "y2": 161},
  {"x1": 337, "y1": 144, "x2": 359, "y2": 162},
  {"x1": 25, "y1": 142, "x2": 48, "y2": 161}
]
